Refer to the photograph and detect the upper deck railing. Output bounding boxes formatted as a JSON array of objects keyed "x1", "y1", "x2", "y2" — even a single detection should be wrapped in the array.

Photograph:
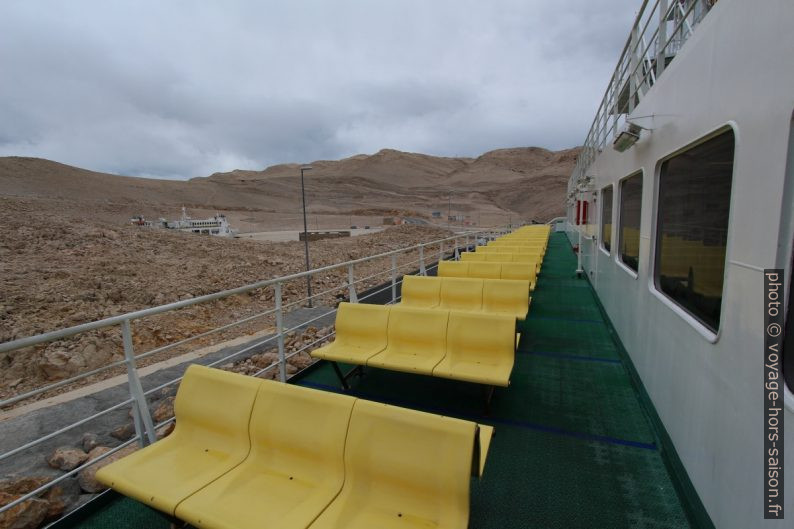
[
  {"x1": 0, "y1": 226, "x2": 511, "y2": 520},
  {"x1": 569, "y1": 0, "x2": 714, "y2": 191}
]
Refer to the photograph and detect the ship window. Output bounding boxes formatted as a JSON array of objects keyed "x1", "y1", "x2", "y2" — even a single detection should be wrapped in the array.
[
  {"x1": 619, "y1": 172, "x2": 643, "y2": 272},
  {"x1": 601, "y1": 185, "x2": 613, "y2": 253},
  {"x1": 654, "y1": 129, "x2": 735, "y2": 332}
]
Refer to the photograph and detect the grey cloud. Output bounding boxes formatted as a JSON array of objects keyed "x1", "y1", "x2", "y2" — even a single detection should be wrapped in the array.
[{"x1": 0, "y1": 0, "x2": 639, "y2": 179}]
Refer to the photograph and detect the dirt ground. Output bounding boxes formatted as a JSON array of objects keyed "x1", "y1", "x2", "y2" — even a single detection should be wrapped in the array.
[{"x1": 0, "y1": 196, "x2": 462, "y2": 405}]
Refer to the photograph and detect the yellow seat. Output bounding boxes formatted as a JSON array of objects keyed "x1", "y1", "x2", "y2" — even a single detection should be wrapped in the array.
[
  {"x1": 95, "y1": 365, "x2": 261, "y2": 515},
  {"x1": 399, "y1": 275, "x2": 441, "y2": 308},
  {"x1": 474, "y1": 246, "x2": 499, "y2": 253},
  {"x1": 367, "y1": 306, "x2": 448, "y2": 375},
  {"x1": 437, "y1": 260, "x2": 469, "y2": 278},
  {"x1": 459, "y1": 252, "x2": 483, "y2": 262},
  {"x1": 485, "y1": 254, "x2": 541, "y2": 271},
  {"x1": 310, "y1": 303, "x2": 388, "y2": 364},
  {"x1": 438, "y1": 277, "x2": 484, "y2": 312},
  {"x1": 466, "y1": 262, "x2": 502, "y2": 279},
  {"x1": 308, "y1": 400, "x2": 476, "y2": 529},
  {"x1": 500, "y1": 263, "x2": 537, "y2": 291},
  {"x1": 482, "y1": 279, "x2": 531, "y2": 320},
  {"x1": 432, "y1": 311, "x2": 516, "y2": 387},
  {"x1": 175, "y1": 381, "x2": 356, "y2": 529}
]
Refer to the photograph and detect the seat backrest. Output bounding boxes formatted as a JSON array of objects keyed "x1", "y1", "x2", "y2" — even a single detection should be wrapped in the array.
[
  {"x1": 500, "y1": 263, "x2": 536, "y2": 283},
  {"x1": 460, "y1": 252, "x2": 487, "y2": 262},
  {"x1": 247, "y1": 381, "x2": 355, "y2": 486},
  {"x1": 498, "y1": 246, "x2": 543, "y2": 254},
  {"x1": 400, "y1": 276, "x2": 441, "y2": 308},
  {"x1": 475, "y1": 246, "x2": 498, "y2": 253},
  {"x1": 341, "y1": 399, "x2": 476, "y2": 527},
  {"x1": 444, "y1": 311, "x2": 516, "y2": 368},
  {"x1": 386, "y1": 305, "x2": 449, "y2": 357},
  {"x1": 173, "y1": 365, "x2": 262, "y2": 453},
  {"x1": 334, "y1": 302, "x2": 390, "y2": 352},
  {"x1": 482, "y1": 279, "x2": 530, "y2": 317},
  {"x1": 511, "y1": 254, "x2": 539, "y2": 263},
  {"x1": 466, "y1": 262, "x2": 502, "y2": 279},
  {"x1": 438, "y1": 277, "x2": 484, "y2": 311},
  {"x1": 437, "y1": 260, "x2": 469, "y2": 278},
  {"x1": 484, "y1": 254, "x2": 511, "y2": 263}
]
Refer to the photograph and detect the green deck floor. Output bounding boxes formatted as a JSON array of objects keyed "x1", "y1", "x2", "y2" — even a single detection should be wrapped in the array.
[{"x1": 58, "y1": 232, "x2": 704, "y2": 529}]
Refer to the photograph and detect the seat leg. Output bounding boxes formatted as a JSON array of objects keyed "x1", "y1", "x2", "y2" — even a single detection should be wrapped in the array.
[
  {"x1": 330, "y1": 361, "x2": 351, "y2": 391},
  {"x1": 481, "y1": 385, "x2": 495, "y2": 416},
  {"x1": 330, "y1": 361, "x2": 364, "y2": 392}
]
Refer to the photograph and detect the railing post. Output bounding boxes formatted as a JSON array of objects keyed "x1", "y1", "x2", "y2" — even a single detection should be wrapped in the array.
[
  {"x1": 439, "y1": 241, "x2": 444, "y2": 263},
  {"x1": 121, "y1": 319, "x2": 156, "y2": 446},
  {"x1": 390, "y1": 254, "x2": 397, "y2": 303},
  {"x1": 347, "y1": 264, "x2": 358, "y2": 303},
  {"x1": 419, "y1": 245, "x2": 427, "y2": 276},
  {"x1": 454, "y1": 238, "x2": 460, "y2": 261},
  {"x1": 629, "y1": 25, "x2": 638, "y2": 113},
  {"x1": 657, "y1": 0, "x2": 668, "y2": 79},
  {"x1": 275, "y1": 283, "x2": 286, "y2": 382}
]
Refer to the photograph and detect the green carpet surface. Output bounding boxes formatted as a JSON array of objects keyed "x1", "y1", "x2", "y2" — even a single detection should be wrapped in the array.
[{"x1": 55, "y1": 232, "x2": 701, "y2": 529}]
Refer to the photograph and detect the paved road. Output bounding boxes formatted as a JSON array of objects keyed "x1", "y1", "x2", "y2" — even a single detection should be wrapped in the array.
[{"x1": 236, "y1": 227, "x2": 384, "y2": 242}]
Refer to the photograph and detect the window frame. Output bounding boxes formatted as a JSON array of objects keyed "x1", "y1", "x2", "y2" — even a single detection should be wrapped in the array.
[
  {"x1": 616, "y1": 170, "x2": 643, "y2": 279},
  {"x1": 600, "y1": 184, "x2": 614, "y2": 256},
  {"x1": 648, "y1": 124, "x2": 738, "y2": 343}
]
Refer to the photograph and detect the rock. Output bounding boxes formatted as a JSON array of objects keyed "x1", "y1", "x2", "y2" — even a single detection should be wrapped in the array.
[
  {"x1": 46, "y1": 448, "x2": 89, "y2": 472},
  {"x1": 0, "y1": 476, "x2": 78, "y2": 529},
  {"x1": 110, "y1": 423, "x2": 135, "y2": 441},
  {"x1": 40, "y1": 479, "x2": 80, "y2": 520},
  {"x1": 251, "y1": 352, "x2": 279, "y2": 369},
  {"x1": 152, "y1": 397, "x2": 174, "y2": 423},
  {"x1": 81, "y1": 433, "x2": 99, "y2": 453},
  {"x1": 78, "y1": 445, "x2": 138, "y2": 493},
  {"x1": 285, "y1": 364, "x2": 298, "y2": 375},
  {"x1": 76, "y1": 447, "x2": 111, "y2": 493},
  {"x1": 0, "y1": 491, "x2": 48, "y2": 529},
  {"x1": 156, "y1": 422, "x2": 175, "y2": 440},
  {"x1": 38, "y1": 350, "x2": 77, "y2": 381}
]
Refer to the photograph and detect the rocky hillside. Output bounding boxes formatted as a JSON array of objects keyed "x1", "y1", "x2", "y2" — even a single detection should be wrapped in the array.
[{"x1": 0, "y1": 146, "x2": 578, "y2": 230}]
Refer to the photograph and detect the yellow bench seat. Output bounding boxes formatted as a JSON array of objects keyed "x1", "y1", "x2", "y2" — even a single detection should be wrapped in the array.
[
  {"x1": 99, "y1": 365, "x2": 493, "y2": 529},
  {"x1": 366, "y1": 306, "x2": 449, "y2": 375},
  {"x1": 433, "y1": 311, "x2": 516, "y2": 387},
  {"x1": 308, "y1": 400, "x2": 479, "y2": 529},
  {"x1": 175, "y1": 381, "x2": 355, "y2": 529},
  {"x1": 310, "y1": 303, "x2": 389, "y2": 364},
  {"x1": 95, "y1": 365, "x2": 261, "y2": 515}
]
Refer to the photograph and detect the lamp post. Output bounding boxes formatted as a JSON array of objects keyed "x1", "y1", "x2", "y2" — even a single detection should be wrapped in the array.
[{"x1": 300, "y1": 166, "x2": 313, "y2": 307}]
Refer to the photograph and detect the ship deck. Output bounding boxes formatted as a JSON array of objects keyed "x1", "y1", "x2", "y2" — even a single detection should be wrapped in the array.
[{"x1": 54, "y1": 232, "x2": 701, "y2": 528}]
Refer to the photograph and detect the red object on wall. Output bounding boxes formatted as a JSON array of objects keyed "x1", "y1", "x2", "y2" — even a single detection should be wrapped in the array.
[{"x1": 575, "y1": 200, "x2": 589, "y2": 225}]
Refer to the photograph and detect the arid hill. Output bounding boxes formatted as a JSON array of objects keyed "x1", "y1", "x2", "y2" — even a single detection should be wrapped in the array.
[{"x1": 0, "y1": 146, "x2": 578, "y2": 231}]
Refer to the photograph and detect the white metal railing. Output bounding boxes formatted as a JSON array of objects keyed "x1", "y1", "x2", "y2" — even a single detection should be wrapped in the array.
[
  {"x1": 569, "y1": 0, "x2": 714, "y2": 192},
  {"x1": 0, "y1": 225, "x2": 510, "y2": 518}
]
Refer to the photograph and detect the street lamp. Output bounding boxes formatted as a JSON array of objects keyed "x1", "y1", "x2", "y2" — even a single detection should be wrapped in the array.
[{"x1": 300, "y1": 166, "x2": 313, "y2": 307}]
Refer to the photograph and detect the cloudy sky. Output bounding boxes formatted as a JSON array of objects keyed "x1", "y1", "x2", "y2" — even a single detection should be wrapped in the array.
[{"x1": 0, "y1": 0, "x2": 638, "y2": 179}]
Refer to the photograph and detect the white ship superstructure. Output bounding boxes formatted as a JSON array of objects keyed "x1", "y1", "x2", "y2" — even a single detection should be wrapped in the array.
[{"x1": 130, "y1": 207, "x2": 237, "y2": 237}]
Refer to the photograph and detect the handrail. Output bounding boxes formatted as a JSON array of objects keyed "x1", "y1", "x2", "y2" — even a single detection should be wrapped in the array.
[{"x1": 569, "y1": 0, "x2": 713, "y2": 190}]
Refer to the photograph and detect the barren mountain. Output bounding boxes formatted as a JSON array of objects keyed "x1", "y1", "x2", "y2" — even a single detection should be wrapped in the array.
[{"x1": 0, "y1": 146, "x2": 578, "y2": 231}]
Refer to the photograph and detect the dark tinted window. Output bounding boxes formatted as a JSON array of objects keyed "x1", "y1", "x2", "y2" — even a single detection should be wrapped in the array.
[
  {"x1": 655, "y1": 130, "x2": 735, "y2": 332},
  {"x1": 601, "y1": 186, "x2": 613, "y2": 253},
  {"x1": 619, "y1": 173, "x2": 642, "y2": 272}
]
